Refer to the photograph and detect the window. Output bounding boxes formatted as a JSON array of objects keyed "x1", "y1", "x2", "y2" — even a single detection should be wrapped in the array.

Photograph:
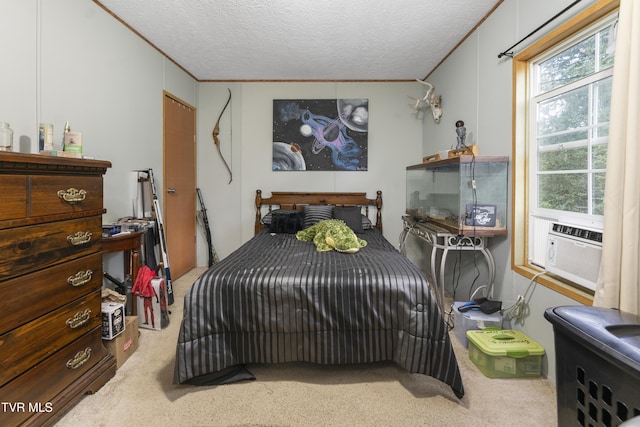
[{"x1": 512, "y1": 0, "x2": 619, "y2": 303}]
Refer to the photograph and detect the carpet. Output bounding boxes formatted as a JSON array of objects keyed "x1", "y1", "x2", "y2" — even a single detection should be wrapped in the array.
[{"x1": 54, "y1": 267, "x2": 557, "y2": 427}]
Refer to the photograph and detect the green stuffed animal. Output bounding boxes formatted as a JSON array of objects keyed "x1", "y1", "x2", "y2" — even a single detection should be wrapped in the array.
[{"x1": 296, "y1": 219, "x2": 367, "y2": 253}]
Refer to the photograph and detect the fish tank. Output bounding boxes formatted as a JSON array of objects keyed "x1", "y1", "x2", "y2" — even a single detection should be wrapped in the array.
[{"x1": 406, "y1": 156, "x2": 509, "y2": 236}]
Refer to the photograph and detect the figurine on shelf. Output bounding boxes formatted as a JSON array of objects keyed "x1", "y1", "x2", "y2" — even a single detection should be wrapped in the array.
[{"x1": 455, "y1": 120, "x2": 466, "y2": 151}]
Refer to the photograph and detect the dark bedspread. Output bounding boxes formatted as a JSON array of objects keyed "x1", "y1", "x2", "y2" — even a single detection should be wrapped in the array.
[{"x1": 174, "y1": 229, "x2": 464, "y2": 398}]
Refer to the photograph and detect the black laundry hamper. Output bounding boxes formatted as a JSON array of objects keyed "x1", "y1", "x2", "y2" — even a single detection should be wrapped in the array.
[{"x1": 545, "y1": 306, "x2": 640, "y2": 427}]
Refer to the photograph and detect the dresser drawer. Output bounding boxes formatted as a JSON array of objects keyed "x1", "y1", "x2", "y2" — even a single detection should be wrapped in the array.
[
  {"x1": 0, "y1": 327, "x2": 109, "y2": 426},
  {"x1": 0, "y1": 175, "x2": 28, "y2": 221},
  {"x1": 0, "y1": 153, "x2": 113, "y2": 426},
  {"x1": 0, "y1": 292, "x2": 102, "y2": 386},
  {"x1": 0, "y1": 216, "x2": 102, "y2": 280},
  {"x1": 30, "y1": 175, "x2": 103, "y2": 217},
  {"x1": 0, "y1": 253, "x2": 102, "y2": 335}
]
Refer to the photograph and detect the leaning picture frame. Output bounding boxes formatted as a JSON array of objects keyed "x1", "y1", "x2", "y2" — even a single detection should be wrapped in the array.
[{"x1": 465, "y1": 203, "x2": 497, "y2": 227}]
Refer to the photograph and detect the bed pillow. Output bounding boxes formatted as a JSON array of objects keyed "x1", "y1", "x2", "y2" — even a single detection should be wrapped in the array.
[
  {"x1": 302, "y1": 205, "x2": 334, "y2": 228},
  {"x1": 260, "y1": 208, "x2": 286, "y2": 225},
  {"x1": 260, "y1": 211, "x2": 272, "y2": 225},
  {"x1": 361, "y1": 215, "x2": 373, "y2": 230},
  {"x1": 333, "y1": 206, "x2": 364, "y2": 233},
  {"x1": 270, "y1": 209, "x2": 305, "y2": 234},
  {"x1": 261, "y1": 208, "x2": 299, "y2": 225}
]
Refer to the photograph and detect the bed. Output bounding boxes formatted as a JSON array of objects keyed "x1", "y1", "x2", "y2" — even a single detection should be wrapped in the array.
[{"x1": 174, "y1": 190, "x2": 464, "y2": 398}]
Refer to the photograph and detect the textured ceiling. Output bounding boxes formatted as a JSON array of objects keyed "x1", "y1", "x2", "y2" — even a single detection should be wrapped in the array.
[{"x1": 95, "y1": 0, "x2": 501, "y2": 81}]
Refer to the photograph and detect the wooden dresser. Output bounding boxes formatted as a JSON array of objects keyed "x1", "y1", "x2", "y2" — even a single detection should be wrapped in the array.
[{"x1": 0, "y1": 152, "x2": 115, "y2": 426}]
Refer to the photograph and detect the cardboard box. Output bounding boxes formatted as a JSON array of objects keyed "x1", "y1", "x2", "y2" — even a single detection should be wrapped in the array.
[
  {"x1": 136, "y1": 277, "x2": 170, "y2": 330},
  {"x1": 63, "y1": 131, "x2": 82, "y2": 154},
  {"x1": 102, "y1": 302, "x2": 125, "y2": 339},
  {"x1": 104, "y1": 316, "x2": 139, "y2": 369}
]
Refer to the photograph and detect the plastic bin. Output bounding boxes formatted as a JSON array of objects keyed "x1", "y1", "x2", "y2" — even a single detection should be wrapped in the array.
[
  {"x1": 545, "y1": 306, "x2": 640, "y2": 427},
  {"x1": 466, "y1": 329, "x2": 544, "y2": 378},
  {"x1": 452, "y1": 301, "x2": 503, "y2": 347}
]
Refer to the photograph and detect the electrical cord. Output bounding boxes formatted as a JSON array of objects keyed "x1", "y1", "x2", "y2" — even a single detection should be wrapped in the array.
[
  {"x1": 469, "y1": 285, "x2": 487, "y2": 301},
  {"x1": 435, "y1": 130, "x2": 485, "y2": 330},
  {"x1": 467, "y1": 250, "x2": 482, "y2": 300},
  {"x1": 502, "y1": 270, "x2": 547, "y2": 325},
  {"x1": 464, "y1": 149, "x2": 484, "y2": 300},
  {"x1": 449, "y1": 138, "x2": 487, "y2": 303},
  {"x1": 399, "y1": 222, "x2": 413, "y2": 253},
  {"x1": 451, "y1": 247, "x2": 462, "y2": 300},
  {"x1": 444, "y1": 302, "x2": 455, "y2": 331}
]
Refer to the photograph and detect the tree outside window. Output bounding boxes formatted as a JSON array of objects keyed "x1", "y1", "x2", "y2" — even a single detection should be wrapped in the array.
[{"x1": 511, "y1": 0, "x2": 619, "y2": 303}]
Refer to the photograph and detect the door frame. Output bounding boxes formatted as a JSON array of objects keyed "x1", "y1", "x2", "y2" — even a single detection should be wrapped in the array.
[{"x1": 162, "y1": 90, "x2": 197, "y2": 278}]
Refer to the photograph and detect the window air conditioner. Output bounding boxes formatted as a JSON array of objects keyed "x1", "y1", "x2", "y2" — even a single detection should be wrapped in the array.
[{"x1": 546, "y1": 222, "x2": 603, "y2": 291}]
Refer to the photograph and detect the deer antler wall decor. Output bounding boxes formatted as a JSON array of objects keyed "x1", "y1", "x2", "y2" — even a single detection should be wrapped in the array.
[{"x1": 408, "y1": 79, "x2": 442, "y2": 123}]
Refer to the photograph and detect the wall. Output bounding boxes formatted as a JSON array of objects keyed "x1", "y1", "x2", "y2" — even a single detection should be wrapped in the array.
[
  {"x1": 417, "y1": 0, "x2": 602, "y2": 383},
  {"x1": 1, "y1": 0, "x2": 598, "y2": 386},
  {"x1": 1, "y1": 0, "x2": 198, "y2": 279},
  {"x1": 1, "y1": 0, "x2": 198, "y2": 218},
  {"x1": 196, "y1": 82, "x2": 424, "y2": 263},
  {"x1": 3, "y1": 1, "x2": 423, "y2": 277}
]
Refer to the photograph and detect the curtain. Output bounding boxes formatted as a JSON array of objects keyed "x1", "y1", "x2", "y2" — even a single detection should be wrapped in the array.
[{"x1": 593, "y1": 0, "x2": 640, "y2": 314}]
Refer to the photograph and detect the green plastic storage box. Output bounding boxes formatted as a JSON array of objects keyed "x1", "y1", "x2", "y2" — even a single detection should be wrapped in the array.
[{"x1": 466, "y1": 329, "x2": 545, "y2": 378}]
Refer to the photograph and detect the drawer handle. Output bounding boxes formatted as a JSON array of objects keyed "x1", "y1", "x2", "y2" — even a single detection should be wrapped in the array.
[
  {"x1": 57, "y1": 188, "x2": 87, "y2": 204},
  {"x1": 66, "y1": 347, "x2": 92, "y2": 370},
  {"x1": 67, "y1": 231, "x2": 92, "y2": 245},
  {"x1": 66, "y1": 308, "x2": 92, "y2": 329},
  {"x1": 67, "y1": 270, "x2": 93, "y2": 287}
]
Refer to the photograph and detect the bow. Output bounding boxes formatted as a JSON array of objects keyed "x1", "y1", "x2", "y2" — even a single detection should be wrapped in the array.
[{"x1": 212, "y1": 88, "x2": 232, "y2": 183}]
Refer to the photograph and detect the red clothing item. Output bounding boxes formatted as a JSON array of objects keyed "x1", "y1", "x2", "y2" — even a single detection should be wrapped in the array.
[{"x1": 131, "y1": 265, "x2": 157, "y2": 298}]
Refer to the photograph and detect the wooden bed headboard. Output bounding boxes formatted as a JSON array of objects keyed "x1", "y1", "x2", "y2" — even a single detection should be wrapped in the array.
[{"x1": 255, "y1": 190, "x2": 383, "y2": 235}]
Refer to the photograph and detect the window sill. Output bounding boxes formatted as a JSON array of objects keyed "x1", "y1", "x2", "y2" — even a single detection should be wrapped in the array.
[{"x1": 512, "y1": 264, "x2": 594, "y2": 306}]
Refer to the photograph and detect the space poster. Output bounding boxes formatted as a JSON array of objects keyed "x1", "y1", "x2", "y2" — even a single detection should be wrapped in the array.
[{"x1": 273, "y1": 99, "x2": 368, "y2": 171}]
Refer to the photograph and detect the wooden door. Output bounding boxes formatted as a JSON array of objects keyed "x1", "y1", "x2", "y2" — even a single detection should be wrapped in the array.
[{"x1": 163, "y1": 92, "x2": 196, "y2": 279}]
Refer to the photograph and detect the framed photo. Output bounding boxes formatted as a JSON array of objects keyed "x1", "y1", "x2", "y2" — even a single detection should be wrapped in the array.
[
  {"x1": 465, "y1": 203, "x2": 497, "y2": 227},
  {"x1": 272, "y1": 99, "x2": 368, "y2": 171}
]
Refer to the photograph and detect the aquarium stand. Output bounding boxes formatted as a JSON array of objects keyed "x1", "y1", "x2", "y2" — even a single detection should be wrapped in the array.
[{"x1": 400, "y1": 216, "x2": 496, "y2": 311}]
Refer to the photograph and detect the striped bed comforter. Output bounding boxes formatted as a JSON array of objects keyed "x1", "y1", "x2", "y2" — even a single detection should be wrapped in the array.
[{"x1": 174, "y1": 229, "x2": 464, "y2": 398}]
